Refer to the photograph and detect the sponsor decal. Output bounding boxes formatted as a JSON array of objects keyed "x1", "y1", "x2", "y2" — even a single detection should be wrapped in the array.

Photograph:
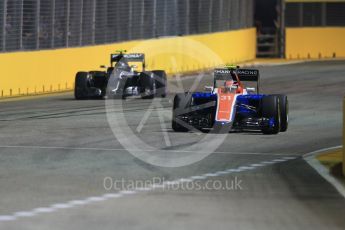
[
  {"x1": 111, "y1": 53, "x2": 144, "y2": 60},
  {"x1": 237, "y1": 70, "x2": 258, "y2": 76},
  {"x1": 214, "y1": 69, "x2": 259, "y2": 77},
  {"x1": 124, "y1": 53, "x2": 144, "y2": 59},
  {"x1": 214, "y1": 69, "x2": 231, "y2": 75}
]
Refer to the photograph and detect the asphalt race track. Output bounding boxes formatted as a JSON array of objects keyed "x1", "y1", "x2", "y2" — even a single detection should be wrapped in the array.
[{"x1": 0, "y1": 61, "x2": 345, "y2": 229}]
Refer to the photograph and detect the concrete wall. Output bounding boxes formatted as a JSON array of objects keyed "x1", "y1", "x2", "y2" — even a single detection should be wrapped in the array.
[
  {"x1": 286, "y1": 27, "x2": 345, "y2": 59},
  {"x1": 0, "y1": 28, "x2": 256, "y2": 97}
]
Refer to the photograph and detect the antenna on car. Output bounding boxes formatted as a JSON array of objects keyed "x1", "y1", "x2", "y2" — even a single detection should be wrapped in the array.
[
  {"x1": 116, "y1": 50, "x2": 127, "y2": 54},
  {"x1": 225, "y1": 64, "x2": 240, "y2": 69}
]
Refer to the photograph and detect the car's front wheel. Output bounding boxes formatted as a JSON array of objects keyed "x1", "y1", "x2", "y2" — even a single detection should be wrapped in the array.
[
  {"x1": 172, "y1": 93, "x2": 192, "y2": 132},
  {"x1": 261, "y1": 95, "x2": 280, "y2": 135},
  {"x1": 140, "y1": 72, "x2": 155, "y2": 99},
  {"x1": 274, "y1": 94, "x2": 288, "y2": 132}
]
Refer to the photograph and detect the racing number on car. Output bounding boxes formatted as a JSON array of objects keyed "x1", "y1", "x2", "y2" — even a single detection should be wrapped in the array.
[
  {"x1": 216, "y1": 93, "x2": 236, "y2": 122},
  {"x1": 221, "y1": 95, "x2": 232, "y2": 100}
]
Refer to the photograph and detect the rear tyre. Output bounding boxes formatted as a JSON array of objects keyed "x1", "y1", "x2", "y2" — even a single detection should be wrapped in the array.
[
  {"x1": 140, "y1": 72, "x2": 155, "y2": 99},
  {"x1": 74, "y1": 72, "x2": 89, "y2": 100},
  {"x1": 172, "y1": 93, "x2": 192, "y2": 132},
  {"x1": 153, "y1": 70, "x2": 167, "y2": 98},
  {"x1": 273, "y1": 94, "x2": 288, "y2": 132},
  {"x1": 261, "y1": 95, "x2": 280, "y2": 135}
]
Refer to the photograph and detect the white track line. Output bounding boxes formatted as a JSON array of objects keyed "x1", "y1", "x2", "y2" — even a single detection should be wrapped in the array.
[
  {"x1": 0, "y1": 145, "x2": 300, "y2": 156},
  {"x1": 0, "y1": 155, "x2": 299, "y2": 222},
  {"x1": 303, "y1": 146, "x2": 342, "y2": 158}
]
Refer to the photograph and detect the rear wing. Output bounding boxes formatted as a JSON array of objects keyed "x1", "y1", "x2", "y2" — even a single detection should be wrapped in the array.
[
  {"x1": 214, "y1": 68, "x2": 260, "y2": 82},
  {"x1": 110, "y1": 53, "x2": 146, "y2": 69},
  {"x1": 214, "y1": 68, "x2": 260, "y2": 92},
  {"x1": 111, "y1": 53, "x2": 145, "y2": 63}
]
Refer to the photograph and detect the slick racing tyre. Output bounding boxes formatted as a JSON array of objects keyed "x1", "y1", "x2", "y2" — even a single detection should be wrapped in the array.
[
  {"x1": 153, "y1": 70, "x2": 167, "y2": 98},
  {"x1": 172, "y1": 93, "x2": 192, "y2": 132},
  {"x1": 273, "y1": 94, "x2": 288, "y2": 132},
  {"x1": 261, "y1": 95, "x2": 280, "y2": 135},
  {"x1": 139, "y1": 72, "x2": 155, "y2": 99},
  {"x1": 74, "y1": 72, "x2": 89, "y2": 100}
]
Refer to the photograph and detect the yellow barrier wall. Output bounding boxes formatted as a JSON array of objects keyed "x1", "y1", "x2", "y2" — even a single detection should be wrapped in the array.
[
  {"x1": 286, "y1": 27, "x2": 345, "y2": 59},
  {"x1": 0, "y1": 28, "x2": 256, "y2": 97}
]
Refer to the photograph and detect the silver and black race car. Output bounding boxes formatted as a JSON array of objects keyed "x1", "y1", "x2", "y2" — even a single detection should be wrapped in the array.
[{"x1": 74, "y1": 50, "x2": 167, "y2": 99}]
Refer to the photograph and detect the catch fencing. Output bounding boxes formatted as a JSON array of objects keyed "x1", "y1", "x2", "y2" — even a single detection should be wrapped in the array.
[
  {"x1": 286, "y1": 2, "x2": 345, "y2": 27},
  {"x1": 0, "y1": 0, "x2": 254, "y2": 52}
]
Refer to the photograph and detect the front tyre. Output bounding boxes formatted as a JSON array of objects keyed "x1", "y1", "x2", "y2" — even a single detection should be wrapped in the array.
[
  {"x1": 261, "y1": 95, "x2": 280, "y2": 135},
  {"x1": 273, "y1": 94, "x2": 288, "y2": 132},
  {"x1": 172, "y1": 93, "x2": 192, "y2": 132},
  {"x1": 139, "y1": 72, "x2": 155, "y2": 99}
]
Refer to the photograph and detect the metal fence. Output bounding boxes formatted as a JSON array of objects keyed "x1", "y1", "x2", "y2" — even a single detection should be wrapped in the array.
[
  {"x1": 286, "y1": 2, "x2": 345, "y2": 27},
  {"x1": 0, "y1": 0, "x2": 254, "y2": 52}
]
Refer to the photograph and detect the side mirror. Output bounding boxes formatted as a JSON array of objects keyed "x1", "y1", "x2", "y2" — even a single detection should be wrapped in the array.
[
  {"x1": 246, "y1": 87, "x2": 256, "y2": 93},
  {"x1": 100, "y1": 65, "x2": 107, "y2": 69},
  {"x1": 204, "y1": 86, "x2": 214, "y2": 92}
]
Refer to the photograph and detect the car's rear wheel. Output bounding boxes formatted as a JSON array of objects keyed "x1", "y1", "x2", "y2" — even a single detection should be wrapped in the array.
[
  {"x1": 153, "y1": 70, "x2": 167, "y2": 98},
  {"x1": 140, "y1": 72, "x2": 155, "y2": 99},
  {"x1": 172, "y1": 93, "x2": 192, "y2": 132},
  {"x1": 261, "y1": 95, "x2": 280, "y2": 135},
  {"x1": 74, "y1": 72, "x2": 89, "y2": 100}
]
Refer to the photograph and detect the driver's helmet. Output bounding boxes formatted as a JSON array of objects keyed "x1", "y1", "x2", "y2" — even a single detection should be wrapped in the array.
[
  {"x1": 115, "y1": 59, "x2": 130, "y2": 71},
  {"x1": 224, "y1": 80, "x2": 234, "y2": 87},
  {"x1": 224, "y1": 80, "x2": 236, "y2": 91}
]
